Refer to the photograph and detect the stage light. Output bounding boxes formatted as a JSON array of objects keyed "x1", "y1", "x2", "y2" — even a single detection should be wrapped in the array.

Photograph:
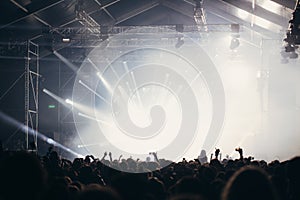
[
  {"x1": 175, "y1": 37, "x2": 184, "y2": 49},
  {"x1": 53, "y1": 51, "x2": 78, "y2": 72},
  {"x1": 79, "y1": 80, "x2": 110, "y2": 105},
  {"x1": 230, "y1": 37, "x2": 240, "y2": 50},
  {"x1": 43, "y1": 88, "x2": 70, "y2": 107},
  {"x1": 229, "y1": 24, "x2": 240, "y2": 50},
  {"x1": 96, "y1": 72, "x2": 113, "y2": 94},
  {"x1": 290, "y1": 51, "x2": 299, "y2": 59},
  {"x1": 65, "y1": 99, "x2": 74, "y2": 105},
  {"x1": 194, "y1": 0, "x2": 207, "y2": 31},
  {"x1": 283, "y1": 1, "x2": 300, "y2": 57},
  {"x1": 46, "y1": 138, "x2": 55, "y2": 145},
  {"x1": 285, "y1": 44, "x2": 296, "y2": 52},
  {"x1": 0, "y1": 111, "x2": 83, "y2": 157},
  {"x1": 62, "y1": 37, "x2": 71, "y2": 43}
]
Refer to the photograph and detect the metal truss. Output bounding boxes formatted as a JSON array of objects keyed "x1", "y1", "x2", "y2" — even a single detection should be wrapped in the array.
[
  {"x1": 75, "y1": 0, "x2": 101, "y2": 34},
  {"x1": 51, "y1": 24, "x2": 239, "y2": 35},
  {"x1": 49, "y1": 24, "x2": 241, "y2": 49},
  {"x1": 25, "y1": 40, "x2": 39, "y2": 151}
]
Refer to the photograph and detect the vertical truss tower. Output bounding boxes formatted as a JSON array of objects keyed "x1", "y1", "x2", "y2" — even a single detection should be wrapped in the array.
[{"x1": 24, "y1": 40, "x2": 39, "y2": 150}]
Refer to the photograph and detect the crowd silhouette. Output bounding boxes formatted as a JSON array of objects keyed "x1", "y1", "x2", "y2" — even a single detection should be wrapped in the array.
[{"x1": 0, "y1": 147, "x2": 299, "y2": 200}]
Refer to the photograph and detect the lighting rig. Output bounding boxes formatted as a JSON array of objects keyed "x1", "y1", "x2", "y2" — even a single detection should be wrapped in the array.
[
  {"x1": 194, "y1": 0, "x2": 208, "y2": 32},
  {"x1": 283, "y1": 0, "x2": 300, "y2": 59}
]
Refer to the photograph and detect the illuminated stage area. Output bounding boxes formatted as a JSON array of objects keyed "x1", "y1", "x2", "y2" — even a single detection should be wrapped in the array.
[
  {"x1": 0, "y1": 0, "x2": 300, "y2": 169},
  {"x1": 71, "y1": 27, "x2": 225, "y2": 169},
  {"x1": 62, "y1": 26, "x2": 299, "y2": 166}
]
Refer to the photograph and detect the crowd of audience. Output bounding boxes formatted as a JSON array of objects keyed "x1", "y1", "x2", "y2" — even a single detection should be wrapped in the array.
[{"x1": 0, "y1": 146, "x2": 299, "y2": 200}]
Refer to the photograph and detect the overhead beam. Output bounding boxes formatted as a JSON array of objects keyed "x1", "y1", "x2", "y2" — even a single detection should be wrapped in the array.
[
  {"x1": 0, "y1": 0, "x2": 64, "y2": 30},
  {"x1": 59, "y1": 0, "x2": 120, "y2": 27},
  {"x1": 205, "y1": 0, "x2": 284, "y2": 33},
  {"x1": 93, "y1": 0, "x2": 117, "y2": 21},
  {"x1": 162, "y1": 0, "x2": 194, "y2": 18},
  {"x1": 222, "y1": 0, "x2": 289, "y2": 27},
  {"x1": 114, "y1": 0, "x2": 160, "y2": 25},
  {"x1": 271, "y1": 0, "x2": 297, "y2": 10},
  {"x1": 10, "y1": 0, "x2": 53, "y2": 28}
]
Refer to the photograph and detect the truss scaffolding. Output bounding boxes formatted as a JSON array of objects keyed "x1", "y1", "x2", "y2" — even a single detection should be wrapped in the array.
[{"x1": 25, "y1": 40, "x2": 39, "y2": 150}]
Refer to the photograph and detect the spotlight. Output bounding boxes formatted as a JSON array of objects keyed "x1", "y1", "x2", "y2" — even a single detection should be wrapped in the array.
[
  {"x1": 229, "y1": 23, "x2": 240, "y2": 50},
  {"x1": 62, "y1": 37, "x2": 71, "y2": 43},
  {"x1": 65, "y1": 99, "x2": 74, "y2": 105},
  {"x1": 194, "y1": 0, "x2": 207, "y2": 31},
  {"x1": 285, "y1": 44, "x2": 296, "y2": 52},
  {"x1": 290, "y1": 51, "x2": 299, "y2": 59},
  {"x1": 175, "y1": 37, "x2": 184, "y2": 49},
  {"x1": 230, "y1": 37, "x2": 240, "y2": 50}
]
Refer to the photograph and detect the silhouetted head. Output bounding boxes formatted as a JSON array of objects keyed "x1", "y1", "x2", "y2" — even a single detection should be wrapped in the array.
[
  {"x1": 0, "y1": 152, "x2": 47, "y2": 200},
  {"x1": 222, "y1": 166, "x2": 278, "y2": 200},
  {"x1": 172, "y1": 176, "x2": 209, "y2": 199},
  {"x1": 148, "y1": 177, "x2": 166, "y2": 200},
  {"x1": 111, "y1": 173, "x2": 148, "y2": 200},
  {"x1": 78, "y1": 184, "x2": 120, "y2": 200}
]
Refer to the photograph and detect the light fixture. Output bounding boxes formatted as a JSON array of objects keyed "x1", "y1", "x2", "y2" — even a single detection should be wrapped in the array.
[
  {"x1": 230, "y1": 37, "x2": 240, "y2": 50},
  {"x1": 285, "y1": 43, "x2": 297, "y2": 52},
  {"x1": 65, "y1": 99, "x2": 74, "y2": 105},
  {"x1": 194, "y1": 0, "x2": 207, "y2": 31},
  {"x1": 62, "y1": 37, "x2": 71, "y2": 43},
  {"x1": 175, "y1": 24, "x2": 184, "y2": 48},
  {"x1": 229, "y1": 24, "x2": 240, "y2": 50},
  {"x1": 175, "y1": 37, "x2": 184, "y2": 49},
  {"x1": 290, "y1": 51, "x2": 299, "y2": 59},
  {"x1": 283, "y1": 1, "x2": 300, "y2": 58}
]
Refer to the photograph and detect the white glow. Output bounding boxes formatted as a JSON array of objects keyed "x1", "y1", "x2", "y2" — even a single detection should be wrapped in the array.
[
  {"x1": 79, "y1": 80, "x2": 110, "y2": 105},
  {"x1": 62, "y1": 38, "x2": 70, "y2": 43},
  {"x1": 65, "y1": 99, "x2": 73, "y2": 105},
  {"x1": 74, "y1": 46, "x2": 214, "y2": 163},
  {"x1": 258, "y1": 0, "x2": 292, "y2": 15},
  {"x1": 237, "y1": 9, "x2": 250, "y2": 20},
  {"x1": 0, "y1": 111, "x2": 83, "y2": 158},
  {"x1": 53, "y1": 51, "x2": 78, "y2": 72},
  {"x1": 47, "y1": 138, "x2": 55, "y2": 144},
  {"x1": 101, "y1": 84, "x2": 182, "y2": 155},
  {"x1": 235, "y1": 6, "x2": 283, "y2": 32},
  {"x1": 43, "y1": 88, "x2": 70, "y2": 107},
  {"x1": 78, "y1": 112, "x2": 111, "y2": 126},
  {"x1": 71, "y1": 27, "x2": 300, "y2": 165},
  {"x1": 96, "y1": 72, "x2": 113, "y2": 94}
]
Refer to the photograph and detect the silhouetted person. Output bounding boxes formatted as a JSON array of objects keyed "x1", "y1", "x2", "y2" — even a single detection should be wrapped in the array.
[
  {"x1": 198, "y1": 150, "x2": 208, "y2": 164},
  {"x1": 222, "y1": 166, "x2": 278, "y2": 200},
  {"x1": 78, "y1": 184, "x2": 121, "y2": 200},
  {"x1": 111, "y1": 174, "x2": 149, "y2": 200},
  {"x1": 286, "y1": 156, "x2": 300, "y2": 200},
  {"x1": 171, "y1": 176, "x2": 209, "y2": 199},
  {"x1": 148, "y1": 177, "x2": 166, "y2": 200},
  {"x1": 0, "y1": 152, "x2": 47, "y2": 200}
]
